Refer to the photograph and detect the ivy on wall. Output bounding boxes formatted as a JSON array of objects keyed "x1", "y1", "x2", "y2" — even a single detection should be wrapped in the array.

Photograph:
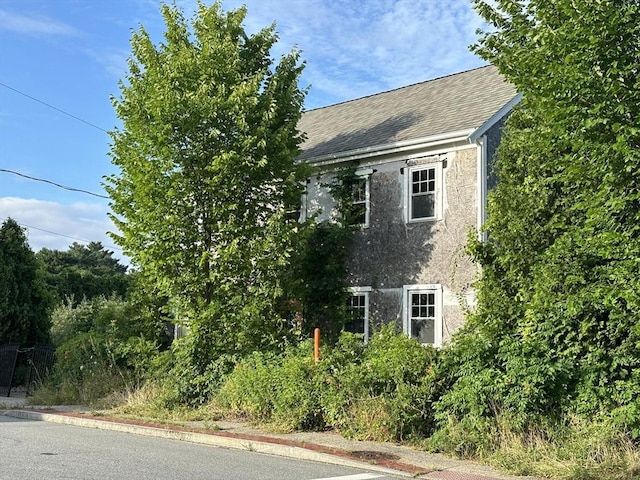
[{"x1": 292, "y1": 163, "x2": 362, "y2": 344}]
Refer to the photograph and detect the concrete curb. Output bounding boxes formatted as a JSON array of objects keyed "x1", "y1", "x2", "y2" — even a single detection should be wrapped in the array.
[{"x1": 4, "y1": 409, "x2": 408, "y2": 477}]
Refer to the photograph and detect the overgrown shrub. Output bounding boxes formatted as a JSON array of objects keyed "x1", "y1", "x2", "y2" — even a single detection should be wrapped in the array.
[
  {"x1": 214, "y1": 325, "x2": 443, "y2": 440},
  {"x1": 322, "y1": 325, "x2": 442, "y2": 441},
  {"x1": 35, "y1": 296, "x2": 165, "y2": 405},
  {"x1": 215, "y1": 341, "x2": 325, "y2": 431},
  {"x1": 456, "y1": 0, "x2": 640, "y2": 443},
  {"x1": 50, "y1": 296, "x2": 170, "y2": 348}
]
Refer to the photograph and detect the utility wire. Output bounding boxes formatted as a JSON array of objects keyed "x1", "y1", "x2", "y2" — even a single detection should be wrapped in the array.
[
  {"x1": 0, "y1": 168, "x2": 110, "y2": 199},
  {"x1": 0, "y1": 81, "x2": 109, "y2": 133},
  {"x1": 0, "y1": 217, "x2": 123, "y2": 252}
]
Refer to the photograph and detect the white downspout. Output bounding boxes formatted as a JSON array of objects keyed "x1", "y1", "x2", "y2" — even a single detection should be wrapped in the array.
[{"x1": 476, "y1": 135, "x2": 488, "y2": 242}]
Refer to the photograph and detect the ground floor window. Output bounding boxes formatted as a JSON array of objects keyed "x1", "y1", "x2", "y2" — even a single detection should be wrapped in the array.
[
  {"x1": 344, "y1": 287, "x2": 370, "y2": 340},
  {"x1": 402, "y1": 284, "x2": 442, "y2": 346}
]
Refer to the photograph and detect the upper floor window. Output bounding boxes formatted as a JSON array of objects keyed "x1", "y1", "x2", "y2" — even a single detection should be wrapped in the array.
[
  {"x1": 405, "y1": 160, "x2": 443, "y2": 222},
  {"x1": 350, "y1": 177, "x2": 368, "y2": 226}
]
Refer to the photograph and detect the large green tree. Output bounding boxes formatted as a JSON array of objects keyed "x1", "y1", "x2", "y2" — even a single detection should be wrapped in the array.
[
  {"x1": 36, "y1": 242, "x2": 130, "y2": 304},
  {"x1": 438, "y1": 0, "x2": 640, "y2": 434},
  {"x1": 0, "y1": 218, "x2": 52, "y2": 345},
  {"x1": 105, "y1": 1, "x2": 307, "y2": 382}
]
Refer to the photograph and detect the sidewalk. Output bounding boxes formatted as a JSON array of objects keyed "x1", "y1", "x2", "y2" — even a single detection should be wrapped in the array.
[{"x1": 1, "y1": 398, "x2": 538, "y2": 480}]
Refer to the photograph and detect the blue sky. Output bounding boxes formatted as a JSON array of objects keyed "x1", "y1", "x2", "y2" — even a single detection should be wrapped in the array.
[{"x1": 0, "y1": 0, "x2": 487, "y2": 262}]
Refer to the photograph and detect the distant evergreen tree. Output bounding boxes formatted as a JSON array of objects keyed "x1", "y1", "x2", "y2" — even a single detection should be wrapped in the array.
[
  {"x1": 37, "y1": 242, "x2": 130, "y2": 304},
  {"x1": 0, "y1": 218, "x2": 52, "y2": 345}
]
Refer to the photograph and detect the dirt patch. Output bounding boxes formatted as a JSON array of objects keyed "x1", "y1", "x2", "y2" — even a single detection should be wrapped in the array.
[{"x1": 350, "y1": 450, "x2": 401, "y2": 462}]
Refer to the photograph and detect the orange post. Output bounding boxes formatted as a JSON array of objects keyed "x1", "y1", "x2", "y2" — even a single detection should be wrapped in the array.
[{"x1": 313, "y1": 328, "x2": 321, "y2": 362}]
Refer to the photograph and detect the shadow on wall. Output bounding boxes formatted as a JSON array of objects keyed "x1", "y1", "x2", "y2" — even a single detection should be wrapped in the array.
[{"x1": 347, "y1": 169, "x2": 435, "y2": 291}]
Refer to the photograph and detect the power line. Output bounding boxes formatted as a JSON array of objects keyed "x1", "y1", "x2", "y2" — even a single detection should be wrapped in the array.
[
  {"x1": 0, "y1": 217, "x2": 123, "y2": 252},
  {"x1": 0, "y1": 168, "x2": 110, "y2": 199},
  {"x1": 0, "y1": 81, "x2": 109, "y2": 133}
]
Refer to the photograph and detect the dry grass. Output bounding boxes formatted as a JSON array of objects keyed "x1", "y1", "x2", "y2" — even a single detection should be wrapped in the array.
[
  {"x1": 487, "y1": 417, "x2": 640, "y2": 480},
  {"x1": 109, "y1": 382, "x2": 221, "y2": 423}
]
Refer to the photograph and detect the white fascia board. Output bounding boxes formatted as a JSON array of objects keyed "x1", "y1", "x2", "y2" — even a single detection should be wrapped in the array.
[
  {"x1": 467, "y1": 93, "x2": 523, "y2": 144},
  {"x1": 348, "y1": 286, "x2": 372, "y2": 293},
  {"x1": 304, "y1": 129, "x2": 475, "y2": 167}
]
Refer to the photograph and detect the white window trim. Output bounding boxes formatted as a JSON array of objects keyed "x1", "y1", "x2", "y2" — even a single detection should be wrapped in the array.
[
  {"x1": 403, "y1": 159, "x2": 444, "y2": 223},
  {"x1": 347, "y1": 286, "x2": 371, "y2": 340},
  {"x1": 402, "y1": 284, "x2": 443, "y2": 347}
]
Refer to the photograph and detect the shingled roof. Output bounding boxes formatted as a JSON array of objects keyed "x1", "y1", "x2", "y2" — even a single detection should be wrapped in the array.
[{"x1": 297, "y1": 65, "x2": 517, "y2": 162}]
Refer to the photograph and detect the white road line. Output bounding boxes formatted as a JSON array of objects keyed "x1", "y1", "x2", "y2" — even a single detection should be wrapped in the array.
[{"x1": 312, "y1": 474, "x2": 385, "y2": 480}]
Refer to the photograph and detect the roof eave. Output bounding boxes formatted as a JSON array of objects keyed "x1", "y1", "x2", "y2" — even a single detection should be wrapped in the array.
[
  {"x1": 301, "y1": 129, "x2": 476, "y2": 167},
  {"x1": 467, "y1": 93, "x2": 523, "y2": 144}
]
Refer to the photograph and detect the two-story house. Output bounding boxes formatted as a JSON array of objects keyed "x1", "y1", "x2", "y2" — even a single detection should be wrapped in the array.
[{"x1": 297, "y1": 65, "x2": 519, "y2": 346}]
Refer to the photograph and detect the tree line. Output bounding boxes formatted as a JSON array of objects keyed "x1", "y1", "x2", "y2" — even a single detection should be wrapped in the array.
[{"x1": 0, "y1": 219, "x2": 135, "y2": 346}]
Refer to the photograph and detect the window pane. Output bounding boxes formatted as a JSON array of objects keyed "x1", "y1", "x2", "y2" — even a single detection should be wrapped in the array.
[
  {"x1": 411, "y1": 318, "x2": 435, "y2": 344},
  {"x1": 355, "y1": 204, "x2": 366, "y2": 225},
  {"x1": 411, "y1": 194, "x2": 435, "y2": 219},
  {"x1": 349, "y1": 178, "x2": 367, "y2": 226},
  {"x1": 352, "y1": 178, "x2": 366, "y2": 202},
  {"x1": 346, "y1": 294, "x2": 366, "y2": 335},
  {"x1": 344, "y1": 318, "x2": 365, "y2": 334}
]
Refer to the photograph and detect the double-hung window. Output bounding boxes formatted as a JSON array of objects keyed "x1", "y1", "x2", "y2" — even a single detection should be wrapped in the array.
[
  {"x1": 345, "y1": 287, "x2": 370, "y2": 340},
  {"x1": 350, "y1": 177, "x2": 368, "y2": 227},
  {"x1": 405, "y1": 159, "x2": 443, "y2": 222},
  {"x1": 402, "y1": 285, "x2": 442, "y2": 346}
]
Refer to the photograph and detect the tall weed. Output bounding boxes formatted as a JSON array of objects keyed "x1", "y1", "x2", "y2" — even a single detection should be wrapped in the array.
[{"x1": 430, "y1": 413, "x2": 640, "y2": 480}]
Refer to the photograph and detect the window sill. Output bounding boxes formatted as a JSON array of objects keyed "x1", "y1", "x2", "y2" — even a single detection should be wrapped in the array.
[{"x1": 406, "y1": 216, "x2": 441, "y2": 224}]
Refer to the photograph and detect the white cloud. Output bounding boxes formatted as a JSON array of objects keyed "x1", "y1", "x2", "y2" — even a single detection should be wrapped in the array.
[
  {"x1": 218, "y1": 0, "x2": 487, "y2": 107},
  {"x1": 0, "y1": 10, "x2": 80, "y2": 36},
  {"x1": 0, "y1": 197, "x2": 125, "y2": 260},
  {"x1": 119, "y1": 1, "x2": 486, "y2": 107},
  {"x1": 86, "y1": 47, "x2": 131, "y2": 79}
]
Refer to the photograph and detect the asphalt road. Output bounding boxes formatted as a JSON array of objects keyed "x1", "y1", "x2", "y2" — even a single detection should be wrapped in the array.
[{"x1": 0, "y1": 416, "x2": 399, "y2": 480}]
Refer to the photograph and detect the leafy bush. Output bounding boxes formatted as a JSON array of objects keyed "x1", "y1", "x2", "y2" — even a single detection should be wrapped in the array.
[
  {"x1": 321, "y1": 325, "x2": 442, "y2": 441},
  {"x1": 36, "y1": 296, "x2": 165, "y2": 405},
  {"x1": 210, "y1": 350, "x2": 279, "y2": 421},
  {"x1": 215, "y1": 341, "x2": 325, "y2": 431},
  {"x1": 456, "y1": 0, "x2": 640, "y2": 443},
  {"x1": 50, "y1": 296, "x2": 170, "y2": 348},
  {"x1": 214, "y1": 326, "x2": 443, "y2": 440}
]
